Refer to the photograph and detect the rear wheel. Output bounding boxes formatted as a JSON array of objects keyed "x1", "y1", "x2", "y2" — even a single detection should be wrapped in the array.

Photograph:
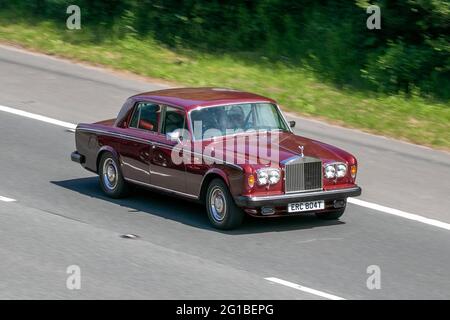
[
  {"x1": 315, "y1": 208, "x2": 345, "y2": 220},
  {"x1": 206, "y1": 179, "x2": 244, "y2": 230},
  {"x1": 98, "y1": 152, "x2": 129, "y2": 198}
]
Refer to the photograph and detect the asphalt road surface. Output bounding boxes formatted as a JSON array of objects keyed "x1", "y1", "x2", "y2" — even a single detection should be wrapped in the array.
[{"x1": 0, "y1": 44, "x2": 449, "y2": 299}]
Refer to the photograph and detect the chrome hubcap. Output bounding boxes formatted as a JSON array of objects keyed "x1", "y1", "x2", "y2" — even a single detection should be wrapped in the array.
[
  {"x1": 102, "y1": 158, "x2": 118, "y2": 190},
  {"x1": 210, "y1": 187, "x2": 227, "y2": 222}
]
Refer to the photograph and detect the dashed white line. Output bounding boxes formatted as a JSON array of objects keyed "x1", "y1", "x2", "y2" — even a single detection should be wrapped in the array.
[
  {"x1": 265, "y1": 277, "x2": 345, "y2": 300},
  {"x1": 0, "y1": 196, "x2": 16, "y2": 202},
  {"x1": 0, "y1": 105, "x2": 76, "y2": 129},
  {"x1": 1, "y1": 104, "x2": 449, "y2": 232},
  {"x1": 348, "y1": 198, "x2": 450, "y2": 231}
]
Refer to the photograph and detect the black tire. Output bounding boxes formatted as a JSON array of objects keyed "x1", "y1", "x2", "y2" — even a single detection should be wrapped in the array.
[
  {"x1": 315, "y1": 208, "x2": 345, "y2": 220},
  {"x1": 206, "y1": 178, "x2": 244, "y2": 230},
  {"x1": 98, "y1": 152, "x2": 129, "y2": 198}
]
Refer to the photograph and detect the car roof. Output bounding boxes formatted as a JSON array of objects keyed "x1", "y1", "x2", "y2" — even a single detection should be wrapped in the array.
[{"x1": 131, "y1": 87, "x2": 276, "y2": 111}]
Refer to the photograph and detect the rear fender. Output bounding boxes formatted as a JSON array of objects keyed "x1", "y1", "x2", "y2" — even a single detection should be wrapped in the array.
[{"x1": 96, "y1": 146, "x2": 121, "y2": 173}]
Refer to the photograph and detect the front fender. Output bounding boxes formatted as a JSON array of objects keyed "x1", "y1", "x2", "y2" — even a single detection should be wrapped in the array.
[{"x1": 199, "y1": 165, "x2": 244, "y2": 202}]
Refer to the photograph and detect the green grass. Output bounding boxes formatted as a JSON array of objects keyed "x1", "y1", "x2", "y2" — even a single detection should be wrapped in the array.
[{"x1": 0, "y1": 19, "x2": 449, "y2": 150}]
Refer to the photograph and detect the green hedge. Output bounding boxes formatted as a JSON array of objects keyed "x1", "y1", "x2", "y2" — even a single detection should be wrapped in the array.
[{"x1": 1, "y1": 0, "x2": 449, "y2": 99}]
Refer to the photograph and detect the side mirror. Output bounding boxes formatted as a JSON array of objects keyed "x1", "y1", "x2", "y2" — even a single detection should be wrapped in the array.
[
  {"x1": 167, "y1": 130, "x2": 181, "y2": 143},
  {"x1": 289, "y1": 120, "x2": 296, "y2": 128}
]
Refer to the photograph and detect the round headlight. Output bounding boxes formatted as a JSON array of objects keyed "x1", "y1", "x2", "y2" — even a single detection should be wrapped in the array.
[
  {"x1": 257, "y1": 170, "x2": 269, "y2": 185},
  {"x1": 336, "y1": 163, "x2": 347, "y2": 178},
  {"x1": 268, "y1": 170, "x2": 281, "y2": 185},
  {"x1": 324, "y1": 164, "x2": 336, "y2": 179}
]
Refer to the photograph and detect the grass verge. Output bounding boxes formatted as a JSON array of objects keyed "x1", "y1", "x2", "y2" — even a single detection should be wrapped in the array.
[{"x1": 0, "y1": 18, "x2": 448, "y2": 150}]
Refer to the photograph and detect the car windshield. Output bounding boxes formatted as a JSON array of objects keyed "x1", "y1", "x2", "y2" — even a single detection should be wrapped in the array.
[{"x1": 190, "y1": 103, "x2": 289, "y2": 140}]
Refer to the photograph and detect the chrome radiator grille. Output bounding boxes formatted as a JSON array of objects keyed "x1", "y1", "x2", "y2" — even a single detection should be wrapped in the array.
[{"x1": 284, "y1": 158, "x2": 323, "y2": 193}]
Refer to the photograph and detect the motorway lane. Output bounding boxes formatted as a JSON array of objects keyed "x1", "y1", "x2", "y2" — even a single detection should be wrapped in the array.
[
  {"x1": 285, "y1": 111, "x2": 450, "y2": 222},
  {"x1": 0, "y1": 44, "x2": 450, "y2": 299},
  {"x1": 1, "y1": 44, "x2": 449, "y2": 222},
  {"x1": 1, "y1": 202, "x2": 319, "y2": 299},
  {"x1": 1, "y1": 112, "x2": 450, "y2": 299},
  {"x1": 0, "y1": 44, "x2": 160, "y2": 124}
]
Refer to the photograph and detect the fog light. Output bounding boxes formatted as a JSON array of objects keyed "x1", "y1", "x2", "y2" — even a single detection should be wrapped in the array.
[
  {"x1": 261, "y1": 207, "x2": 275, "y2": 215},
  {"x1": 333, "y1": 199, "x2": 346, "y2": 209}
]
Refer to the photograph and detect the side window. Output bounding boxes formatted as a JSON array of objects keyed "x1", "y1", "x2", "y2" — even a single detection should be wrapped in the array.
[
  {"x1": 256, "y1": 103, "x2": 287, "y2": 130},
  {"x1": 162, "y1": 106, "x2": 185, "y2": 134},
  {"x1": 129, "y1": 102, "x2": 161, "y2": 132}
]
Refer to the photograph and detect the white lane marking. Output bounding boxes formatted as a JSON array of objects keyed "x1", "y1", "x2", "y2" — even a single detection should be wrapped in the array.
[
  {"x1": 0, "y1": 196, "x2": 16, "y2": 202},
  {"x1": 265, "y1": 277, "x2": 345, "y2": 300},
  {"x1": 0, "y1": 105, "x2": 76, "y2": 129},
  {"x1": 1, "y1": 105, "x2": 449, "y2": 231},
  {"x1": 348, "y1": 198, "x2": 450, "y2": 231}
]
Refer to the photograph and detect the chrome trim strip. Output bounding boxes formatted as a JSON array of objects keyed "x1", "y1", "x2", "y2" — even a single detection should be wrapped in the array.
[
  {"x1": 281, "y1": 155, "x2": 303, "y2": 165},
  {"x1": 77, "y1": 127, "x2": 243, "y2": 171},
  {"x1": 124, "y1": 177, "x2": 198, "y2": 199},
  {"x1": 285, "y1": 187, "x2": 323, "y2": 194},
  {"x1": 77, "y1": 128, "x2": 244, "y2": 171},
  {"x1": 76, "y1": 127, "x2": 152, "y2": 145},
  {"x1": 281, "y1": 155, "x2": 320, "y2": 165},
  {"x1": 242, "y1": 186, "x2": 361, "y2": 202},
  {"x1": 181, "y1": 149, "x2": 244, "y2": 171}
]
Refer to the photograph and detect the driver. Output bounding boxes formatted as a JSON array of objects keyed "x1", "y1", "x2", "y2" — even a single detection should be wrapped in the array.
[{"x1": 227, "y1": 106, "x2": 245, "y2": 131}]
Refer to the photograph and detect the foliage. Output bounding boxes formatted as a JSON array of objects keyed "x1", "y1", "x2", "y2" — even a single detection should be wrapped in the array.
[
  {"x1": 0, "y1": 18, "x2": 449, "y2": 150},
  {"x1": 1, "y1": 0, "x2": 449, "y2": 99}
]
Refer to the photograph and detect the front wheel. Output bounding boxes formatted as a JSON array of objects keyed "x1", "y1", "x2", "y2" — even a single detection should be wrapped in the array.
[
  {"x1": 315, "y1": 208, "x2": 345, "y2": 220},
  {"x1": 206, "y1": 179, "x2": 244, "y2": 230},
  {"x1": 98, "y1": 152, "x2": 129, "y2": 198}
]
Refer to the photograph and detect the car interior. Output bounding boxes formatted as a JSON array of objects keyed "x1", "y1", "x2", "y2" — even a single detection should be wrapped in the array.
[
  {"x1": 163, "y1": 108, "x2": 185, "y2": 134},
  {"x1": 129, "y1": 103, "x2": 160, "y2": 132}
]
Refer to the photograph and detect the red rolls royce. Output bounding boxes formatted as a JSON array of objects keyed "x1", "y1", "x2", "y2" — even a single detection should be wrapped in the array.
[{"x1": 71, "y1": 88, "x2": 361, "y2": 229}]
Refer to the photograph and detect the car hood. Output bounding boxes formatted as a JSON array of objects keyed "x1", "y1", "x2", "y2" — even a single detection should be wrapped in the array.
[{"x1": 200, "y1": 131, "x2": 352, "y2": 166}]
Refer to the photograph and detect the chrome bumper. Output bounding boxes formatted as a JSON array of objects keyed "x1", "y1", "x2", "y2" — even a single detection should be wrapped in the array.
[{"x1": 234, "y1": 186, "x2": 361, "y2": 207}]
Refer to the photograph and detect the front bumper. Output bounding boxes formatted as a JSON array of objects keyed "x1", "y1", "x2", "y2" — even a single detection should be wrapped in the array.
[{"x1": 234, "y1": 186, "x2": 362, "y2": 207}]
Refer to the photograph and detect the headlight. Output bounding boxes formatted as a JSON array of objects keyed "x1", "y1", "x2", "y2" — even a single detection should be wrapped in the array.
[
  {"x1": 324, "y1": 163, "x2": 348, "y2": 179},
  {"x1": 336, "y1": 163, "x2": 347, "y2": 178},
  {"x1": 257, "y1": 168, "x2": 280, "y2": 185},
  {"x1": 324, "y1": 164, "x2": 336, "y2": 179},
  {"x1": 268, "y1": 169, "x2": 281, "y2": 185},
  {"x1": 257, "y1": 170, "x2": 269, "y2": 185}
]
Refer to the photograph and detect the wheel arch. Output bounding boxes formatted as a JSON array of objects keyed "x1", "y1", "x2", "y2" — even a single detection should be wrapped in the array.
[
  {"x1": 96, "y1": 146, "x2": 120, "y2": 174},
  {"x1": 199, "y1": 169, "x2": 230, "y2": 204}
]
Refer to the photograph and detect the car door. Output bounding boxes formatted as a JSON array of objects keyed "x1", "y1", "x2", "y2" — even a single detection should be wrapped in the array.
[
  {"x1": 149, "y1": 105, "x2": 190, "y2": 196},
  {"x1": 118, "y1": 102, "x2": 162, "y2": 184}
]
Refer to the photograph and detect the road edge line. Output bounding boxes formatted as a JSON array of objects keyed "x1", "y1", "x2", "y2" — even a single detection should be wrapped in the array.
[
  {"x1": 265, "y1": 277, "x2": 346, "y2": 300},
  {"x1": 348, "y1": 198, "x2": 450, "y2": 231},
  {"x1": 0, "y1": 105, "x2": 76, "y2": 129},
  {"x1": 2, "y1": 104, "x2": 449, "y2": 232}
]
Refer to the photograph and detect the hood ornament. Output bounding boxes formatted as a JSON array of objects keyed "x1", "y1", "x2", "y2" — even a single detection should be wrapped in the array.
[{"x1": 299, "y1": 145, "x2": 304, "y2": 158}]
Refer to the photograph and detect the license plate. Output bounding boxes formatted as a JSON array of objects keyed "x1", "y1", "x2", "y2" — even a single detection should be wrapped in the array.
[{"x1": 288, "y1": 200, "x2": 325, "y2": 213}]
